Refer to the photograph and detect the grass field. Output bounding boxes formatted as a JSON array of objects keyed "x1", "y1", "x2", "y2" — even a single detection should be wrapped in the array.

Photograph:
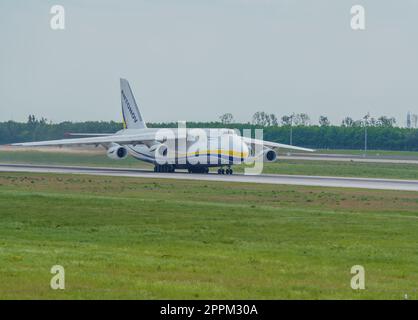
[
  {"x1": 2, "y1": 149, "x2": 418, "y2": 180},
  {"x1": 0, "y1": 149, "x2": 152, "y2": 169},
  {"x1": 261, "y1": 160, "x2": 418, "y2": 180},
  {"x1": 316, "y1": 149, "x2": 418, "y2": 157},
  {"x1": 0, "y1": 172, "x2": 417, "y2": 299}
]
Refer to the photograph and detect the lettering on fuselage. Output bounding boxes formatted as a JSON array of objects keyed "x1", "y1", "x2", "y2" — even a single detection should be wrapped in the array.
[{"x1": 121, "y1": 90, "x2": 140, "y2": 123}]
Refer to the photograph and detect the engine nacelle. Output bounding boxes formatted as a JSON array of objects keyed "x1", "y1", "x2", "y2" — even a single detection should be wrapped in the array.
[
  {"x1": 107, "y1": 145, "x2": 128, "y2": 160},
  {"x1": 149, "y1": 144, "x2": 168, "y2": 158},
  {"x1": 263, "y1": 148, "x2": 277, "y2": 162}
]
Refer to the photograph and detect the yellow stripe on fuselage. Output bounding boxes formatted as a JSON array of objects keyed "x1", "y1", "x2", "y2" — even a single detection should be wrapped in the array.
[{"x1": 180, "y1": 149, "x2": 249, "y2": 158}]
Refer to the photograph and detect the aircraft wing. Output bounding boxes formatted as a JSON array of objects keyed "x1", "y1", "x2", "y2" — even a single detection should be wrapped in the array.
[
  {"x1": 241, "y1": 136, "x2": 314, "y2": 152},
  {"x1": 10, "y1": 132, "x2": 169, "y2": 147},
  {"x1": 11, "y1": 132, "x2": 314, "y2": 152},
  {"x1": 64, "y1": 133, "x2": 114, "y2": 137}
]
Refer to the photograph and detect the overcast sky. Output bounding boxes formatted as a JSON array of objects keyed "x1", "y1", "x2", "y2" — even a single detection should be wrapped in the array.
[{"x1": 1, "y1": 0, "x2": 418, "y2": 125}]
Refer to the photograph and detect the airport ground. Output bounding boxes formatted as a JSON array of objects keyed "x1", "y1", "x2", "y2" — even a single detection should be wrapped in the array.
[
  {"x1": 0, "y1": 172, "x2": 417, "y2": 299},
  {"x1": 0, "y1": 148, "x2": 417, "y2": 299},
  {"x1": 3, "y1": 147, "x2": 418, "y2": 180}
]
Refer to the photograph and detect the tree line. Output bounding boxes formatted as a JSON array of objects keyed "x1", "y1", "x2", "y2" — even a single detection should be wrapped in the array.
[
  {"x1": 2, "y1": 114, "x2": 418, "y2": 151},
  {"x1": 219, "y1": 112, "x2": 397, "y2": 128}
]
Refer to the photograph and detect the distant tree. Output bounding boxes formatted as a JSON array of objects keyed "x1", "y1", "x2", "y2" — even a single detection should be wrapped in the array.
[
  {"x1": 319, "y1": 116, "x2": 330, "y2": 126},
  {"x1": 3, "y1": 118, "x2": 418, "y2": 150},
  {"x1": 293, "y1": 113, "x2": 310, "y2": 126},
  {"x1": 252, "y1": 111, "x2": 274, "y2": 126},
  {"x1": 369, "y1": 117, "x2": 378, "y2": 127},
  {"x1": 270, "y1": 114, "x2": 278, "y2": 126},
  {"x1": 263, "y1": 112, "x2": 271, "y2": 126},
  {"x1": 342, "y1": 117, "x2": 354, "y2": 127},
  {"x1": 219, "y1": 113, "x2": 234, "y2": 125},
  {"x1": 252, "y1": 112, "x2": 262, "y2": 126},
  {"x1": 377, "y1": 116, "x2": 396, "y2": 127},
  {"x1": 412, "y1": 114, "x2": 418, "y2": 128},
  {"x1": 300, "y1": 113, "x2": 310, "y2": 126},
  {"x1": 281, "y1": 115, "x2": 292, "y2": 126},
  {"x1": 27, "y1": 115, "x2": 36, "y2": 124},
  {"x1": 357, "y1": 114, "x2": 397, "y2": 128},
  {"x1": 363, "y1": 113, "x2": 371, "y2": 126}
]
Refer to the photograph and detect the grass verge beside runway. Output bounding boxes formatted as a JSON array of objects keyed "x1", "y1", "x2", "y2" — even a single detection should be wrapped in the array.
[
  {"x1": 315, "y1": 149, "x2": 418, "y2": 157},
  {"x1": 0, "y1": 172, "x2": 417, "y2": 299},
  {"x1": 0, "y1": 149, "x2": 153, "y2": 169},
  {"x1": 260, "y1": 160, "x2": 418, "y2": 180}
]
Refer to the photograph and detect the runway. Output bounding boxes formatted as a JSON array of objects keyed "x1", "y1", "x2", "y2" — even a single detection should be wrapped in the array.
[
  {"x1": 284, "y1": 153, "x2": 418, "y2": 164},
  {"x1": 1, "y1": 163, "x2": 418, "y2": 192}
]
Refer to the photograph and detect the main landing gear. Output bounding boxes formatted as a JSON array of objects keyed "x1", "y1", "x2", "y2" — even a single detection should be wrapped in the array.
[
  {"x1": 188, "y1": 167, "x2": 209, "y2": 174},
  {"x1": 154, "y1": 165, "x2": 233, "y2": 175},
  {"x1": 218, "y1": 167, "x2": 233, "y2": 175},
  {"x1": 154, "y1": 164, "x2": 175, "y2": 173}
]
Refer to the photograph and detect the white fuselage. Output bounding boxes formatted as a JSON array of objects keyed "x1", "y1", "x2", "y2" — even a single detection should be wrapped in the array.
[{"x1": 115, "y1": 128, "x2": 250, "y2": 168}]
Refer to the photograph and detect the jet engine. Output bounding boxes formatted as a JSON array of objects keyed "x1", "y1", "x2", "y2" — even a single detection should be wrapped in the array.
[
  {"x1": 107, "y1": 144, "x2": 128, "y2": 160},
  {"x1": 149, "y1": 144, "x2": 168, "y2": 158},
  {"x1": 263, "y1": 148, "x2": 277, "y2": 162}
]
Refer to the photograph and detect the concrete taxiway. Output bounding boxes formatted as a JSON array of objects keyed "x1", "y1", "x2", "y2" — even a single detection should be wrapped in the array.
[
  {"x1": 284, "y1": 153, "x2": 418, "y2": 164},
  {"x1": 1, "y1": 163, "x2": 418, "y2": 192}
]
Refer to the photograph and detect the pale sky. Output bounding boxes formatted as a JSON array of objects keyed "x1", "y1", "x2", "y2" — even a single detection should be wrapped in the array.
[{"x1": 1, "y1": 0, "x2": 418, "y2": 125}]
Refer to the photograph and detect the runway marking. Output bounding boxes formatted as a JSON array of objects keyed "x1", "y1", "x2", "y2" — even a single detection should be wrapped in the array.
[{"x1": 1, "y1": 163, "x2": 418, "y2": 192}]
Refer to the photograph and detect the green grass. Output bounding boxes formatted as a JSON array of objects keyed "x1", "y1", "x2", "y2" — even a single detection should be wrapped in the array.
[
  {"x1": 257, "y1": 160, "x2": 418, "y2": 180},
  {"x1": 315, "y1": 149, "x2": 418, "y2": 157},
  {"x1": 2, "y1": 149, "x2": 418, "y2": 180},
  {"x1": 0, "y1": 172, "x2": 417, "y2": 299},
  {"x1": 0, "y1": 149, "x2": 152, "y2": 169}
]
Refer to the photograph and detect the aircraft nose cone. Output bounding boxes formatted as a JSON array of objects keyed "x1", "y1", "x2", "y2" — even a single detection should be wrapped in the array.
[{"x1": 241, "y1": 141, "x2": 249, "y2": 159}]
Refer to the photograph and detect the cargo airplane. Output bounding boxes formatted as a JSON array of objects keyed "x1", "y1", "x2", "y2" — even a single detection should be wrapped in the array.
[{"x1": 11, "y1": 79, "x2": 313, "y2": 174}]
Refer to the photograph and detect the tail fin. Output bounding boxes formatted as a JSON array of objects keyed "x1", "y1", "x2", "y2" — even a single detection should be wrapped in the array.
[{"x1": 120, "y1": 78, "x2": 147, "y2": 129}]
